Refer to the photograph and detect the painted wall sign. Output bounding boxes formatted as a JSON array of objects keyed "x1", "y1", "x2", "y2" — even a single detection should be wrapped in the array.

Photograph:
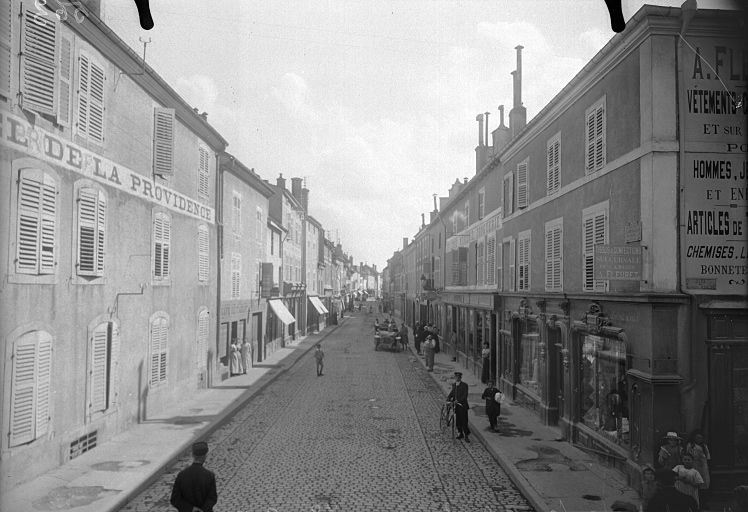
[
  {"x1": 594, "y1": 245, "x2": 642, "y2": 280},
  {"x1": 447, "y1": 208, "x2": 502, "y2": 252},
  {"x1": 1, "y1": 112, "x2": 215, "y2": 224}
]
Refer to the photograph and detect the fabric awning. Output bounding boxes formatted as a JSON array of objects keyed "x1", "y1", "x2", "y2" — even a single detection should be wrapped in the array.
[
  {"x1": 308, "y1": 295, "x2": 328, "y2": 315},
  {"x1": 269, "y1": 299, "x2": 296, "y2": 325}
]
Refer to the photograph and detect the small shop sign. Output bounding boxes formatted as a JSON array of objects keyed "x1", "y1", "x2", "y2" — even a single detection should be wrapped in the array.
[{"x1": 594, "y1": 245, "x2": 643, "y2": 280}]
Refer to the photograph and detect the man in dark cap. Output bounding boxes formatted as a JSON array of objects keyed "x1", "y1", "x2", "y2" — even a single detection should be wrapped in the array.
[
  {"x1": 447, "y1": 371, "x2": 471, "y2": 443},
  {"x1": 170, "y1": 441, "x2": 218, "y2": 512}
]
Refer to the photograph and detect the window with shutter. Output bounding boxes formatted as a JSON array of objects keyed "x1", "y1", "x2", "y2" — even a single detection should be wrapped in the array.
[
  {"x1": 518, "y1": 231, "x2": 531, "y2": 291},
  {"x1": 77, "y1": 187, "x2": 106, "y2": 277},
  {"x1": 198, "y1": 145, "x2": 210, "y2": 200},
  {"x1": 451, "y1": 249, "x2": 459, "y2": 285},
  {"x1": 582, "y1": 204, "x2": 608, "y2": 292},
  {"x1": 21, "y1": 7, "x2": 57, "y2": 115},
  {"x1": 153, "y1": 108, "x2": 175, "y2": 176},
  {"x1": 233, "y1": 192, "x2": 242, "y2": 244},
  {"x1": 256, "y1": 208, "x2": 263, "y2": 247},
  {"x1": 10, "y1": 331, "x2": 52, "y2": 447},
  {"x1": 0, "y1": 0, "x2": 11, "y2": 98},
  {"x1": 585, "y1": 98, "x2": 606, "y2": 174},
  {"x1": 517, "y1": 160, "x2": 528, "y2": 208},
  {"x1": 486, "y1": 235, "x2": 495, "y2": 286},
  {"x1": 197, "y1": 310, "x2": 209, "y2": 370},
  {"x1": 198, "y1": 224, "x2": 209, "y2": 282},
  {"x1": 477, "y1": 238, "x2": 485, "y2": 285},
  {"x1": 547, "y1": 134, "x2": 560, "y2": 195},
  {"x1": 509, "y1": 238, "x2": 516, "y2": 292},
  {"x1": 150, "y1": 315, "x2": 168, "y2": 387},
  {"x1": 545, "y1": 219, "x2": 563, "y2": 292},
  {"x1": 231, "y1": 252, "x2": 241, "y2": 299},
  {"x1": 153, "y1": 212, "x2": 171, "y2": 280},
  {"x1": 478, "y1": 188, "x2": 485, "y2": 220},
  {"x1": 17, "y1": 169, "x2": 57, "y2": 275},
  {"x1": 434, "y1": 256, "x2": 441, "y2": 288},
  {"x1": 464, "y1": 202, "x2": 470, "y2": 228},
  {"x1": 458, "y1": 247, "x2": 468, "y2": 285},
  {"x1": 89, "y1": 323, "x2": 110, "y2": 416},
  {"x1": 76, "y1": 51, "x2": 105, "y2": 144},
  {"x1": 57, "y1": 35, "x2": 73, "y2": 126},
  {"x1": 497, "y1": 242, "x2": 504, "y2": 291}
]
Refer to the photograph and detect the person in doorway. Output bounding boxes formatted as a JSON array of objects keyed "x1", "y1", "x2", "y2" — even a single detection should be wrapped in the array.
[
  {"x1": 673, "y1": 452, "x2": 704, "y2": 508},
  {"x1": 433, "y1": 327, "x2": 441, "y2": 353},
  {"x1": 646, "y1": 469, "x2": 698, "y2": 512},
  {"x1": 229, "y1": 339, "x2": 242, "y2": 376},
  {"x1": 685, "y1": 429, "x2": 711, "y2": 510},
  {"x1": 481, "y1": 380, "x2": 501, "y2": 432},
  {"x1": 314, "y1": 344, "x2": 324, "y2": 376},
  {"x1": 481, "y1": 341, "x2": 491, "y2": 384},
  {"x1": 423, "y1": 334, "x2": 436, "y2": 371},
  {"x1": 240, "y1": 338, "x2": 252, "y2": 374},
  {"x1": 399, "y1": 323, "x2": 409, "y2": 351},
  {"x1": 658, "y1": 431, "x2": 683, "y2": 471},
  {"x1": 447, "y1": 371, "x2": 471, "y2": 443},
  {"x1": 170, "y1": 441, "x2": 218, "y2": 512}
]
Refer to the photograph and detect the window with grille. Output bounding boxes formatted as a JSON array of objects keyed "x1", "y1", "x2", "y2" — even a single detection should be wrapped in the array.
[
  {"x1": 16, "y1": 168, "x2": 57, "y2": 275},
  {"x1": 547, "y1": 133, "x2": 561, "y2": 195},
  {"x1": 10, "y1": 331, "x2": 52, "y2": 447},
  {"x1": 197, "y1": 310, "x2": 209, "y2": 370},
  {"x1": 20, "y1": 6, "x2": 57, "y2": 116},
  {"x1": 198, "y1": 145, "x2": 210, "y2": 200},
  {"x1": 585, "y1": 97, "x2": 606, "y2": 174},
  {"x1": 583, "y1": 202, "x2": 609, "y2": 292},
  {"x1": 149, "y1": 314, "x2": 168, "y2": 387},
  {"x1": 153, "y1": 212, "x2": 171, "y2": 280},
  {"x1": 517, "y1": 159, "x2": 529, "y2": 209},
  {"x1": 197, "y1": 224, "x2": 209, "y2": 282},
  {"x1": 518, "y1": 230, "x2": 531, "y2": 291},
  {"x1": 76, "y1": 187, "x2": 106, "y2": 277},
  {"x1": 76, "y1": 51, "x2": 105, "y2": 145},
  {"x1": 89, "y1": 322, "x2": 117, "y2": 419},
  {"x1": 231, "y1": 252, "x2": 241, "y2": 299},
  {"x1": 153, "y1": 108, "x2": 175, "y2": 176},
  {"x1": 545, "y1": 218, "x2": 563, "y2": 292}
]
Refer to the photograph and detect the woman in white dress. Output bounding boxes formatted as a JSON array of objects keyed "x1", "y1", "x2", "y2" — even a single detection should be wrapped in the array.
[
  {"x1": 240, "y1": 338, "x2": 252, "y2": 374},
  {"x1": 673, "y1": 452, "x2": 704, "y2": 508},
  {"x1": 230, "y1": 340, "x2": 242, "y2": 376}
]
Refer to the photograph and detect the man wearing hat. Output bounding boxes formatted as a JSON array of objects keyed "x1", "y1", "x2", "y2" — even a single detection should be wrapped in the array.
[
  {"x1": 170, "y1": 441, "x2": 218, "y2": 512},
  {"x1": 447, "y1": 371, "x2": 471, "y2": 442}
]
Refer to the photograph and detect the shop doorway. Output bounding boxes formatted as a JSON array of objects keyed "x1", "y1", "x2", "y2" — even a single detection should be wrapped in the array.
[
  {"x1": 252, "y1": 313, "x2": 262, "y2": 362},
  {"x1": 548, "y1": 329, "x2": 563, "y2": 423},
  {"x1": 490, "y1": 312, "x2": 498, "y2": 383}
]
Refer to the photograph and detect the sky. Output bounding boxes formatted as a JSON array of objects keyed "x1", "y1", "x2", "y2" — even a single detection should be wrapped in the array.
[{"x1": 101, "y1": 0, "x2": 740, "y2": 272}]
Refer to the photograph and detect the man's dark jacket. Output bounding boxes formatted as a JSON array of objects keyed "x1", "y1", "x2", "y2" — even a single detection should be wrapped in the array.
[
  {"x1": 447, "y1": 381, "x2": 470, "y2": 409},
  {"x1": 645, "y1": 487, "x2": 698, "y2": 512},
  {"x1": 170, "y1": 462, "x2": 218, "y2": 512}
]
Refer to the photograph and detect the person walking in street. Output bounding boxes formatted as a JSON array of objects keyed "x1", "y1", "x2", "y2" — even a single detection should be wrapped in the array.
[
  {"x1": 414, "y1": 323, "x2": 422, "y2": 355},
  {"x1": 447, "y1": 371, "x2": 471, "y2": 443},
  {"x1": 433, "y1": 327, "x2": 440, "y2": 353},
  {"x1": 673, "y1": 452, "x2": 704, "y2": 508},
  {"x1": 480, "y1": 341, "x2": 491, "y2": 384},
  {"x1": 240, "y1": 338, "x2": 252, "y2": 374},
  {"x1": 399, "y1": 323, "x2": 409, "y2": 351},
  {"x1": 480, "y1": 380, "x2": 501, "y2": 432},
  {"x1": 314, "y1": 344, "x2": 324, "y2": 376},
  {"x1": 170, "y1": 441, "x2": 218, "y2": 512},
  {"x1": 658, "y1": 431, "x2": 683, "y2": 470},
  {"x1": 229, "y1": 339, "x2": 242, "y2": 376},
  {"x1": 423, "y1": 334, "x2": 436, "y2": 371},
  {"x1": 685, "y1": 428, "x2": 711, "y2": 510}
]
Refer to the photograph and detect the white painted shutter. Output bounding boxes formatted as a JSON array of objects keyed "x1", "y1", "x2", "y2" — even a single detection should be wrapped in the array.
[
  {"x1": 90, "y1": 323, "x2": 109, "y2": 414},
  {"x1": 153, "y1": 213, "x2": 170, "y2": 279},
  {"x1": 153, "y1": 108, "x2": 175, "y2": 176},
  {"x1": 77, "y1": 188, "x2": 97, "y2": 275},
  {"x1": 57, "y1": 34, "x2": 73, "y2": 126},
  {"x1": 35, "y1": 332, "x2": 52, "y2": 438},
  {"x1": 198, "y1": 225, "x2": 209, "y2": 281},
  {"x1": 586, "y1": 109, "x2": 596, "y2": 173},
  {"x1": 518, "y1": 236, "x2": 530, "y2": 291},
  {"x1": 583, "y1": 213, "x2": 606, "y2": 292},
  {"x1": 509, "y1": 238, "x2": 516, "y2": 292},
  {"x1": 594, "y1": 105, "x2": 605, "y2": 170},
  {"x1": 10, "y1": 334, "x2": 37, "y2": 446},
  {"x1": 198, "y1": 146, "x2": 210, "y2": 199},
  {"x1": 508, "y1": 174, "x2": 514, "y2": 214},
  {"x1": 197, "y1": 311, "x2": 209, "y2": 369},
  {"x1": 150, "y1": 317, "x2": 168, "y2": 386},
  {"x1": 0, "y1": 0, "x2": 14, "y2": 98},
  {"x1": 545, "y1": 228, "x2": 554, "y2": 290},
  {"x1": 517, "y1": 162, "x2": 528, "y2": 208},
  {"x1": 477, "y1": 239, "x2": 485, "y2": 285},
  {"x1": 593, "y1": 213, "x2": 606, "y2": 291},
  {"x1": 21, "y1": 7, "x2": 57, "y2": 115},
  {"x1": 486, "y1": 235, "x2": 495, "y2": 286},
  {"x1": 552, "y1": 226, "x2": 562, "y2": 290},
  {"x1": 17, "y1": 170, "x2": 56, "y2": 275},
  {"x1": 548, "y1": 140, "x2": 560, "y2": 193},
  {"x1": 496, "y1": 242, "x2": 503, "y2": 291},
  {"x1": 96, "y1": 194, "x2": 106, "y2": 274},
  {"x1": 88, "y1": 59, "x2": 105, "y2": 144},
  {"x1": 231, "y1": 253, "x2": 241, "y2": 298}
]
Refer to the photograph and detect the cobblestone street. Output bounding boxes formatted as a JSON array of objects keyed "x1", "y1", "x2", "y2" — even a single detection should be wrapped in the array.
[{"x1": 121, "y1": 315, "x2": 534, "y2": 512}]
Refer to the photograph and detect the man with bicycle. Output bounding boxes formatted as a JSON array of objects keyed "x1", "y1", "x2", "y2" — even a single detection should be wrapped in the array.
[{"x1": 447, "y1": 372, "x2": 471, "y2": 443}]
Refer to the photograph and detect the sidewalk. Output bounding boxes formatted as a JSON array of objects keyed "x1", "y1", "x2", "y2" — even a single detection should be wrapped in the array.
[
  {"x1": 407, "y1": 334, "x2": 642, "y2": 512},
  {"x1": 0, "y1": 318, "x2": 347, "y2": 512}
]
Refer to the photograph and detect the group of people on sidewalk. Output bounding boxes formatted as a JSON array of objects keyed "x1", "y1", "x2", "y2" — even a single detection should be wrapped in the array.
[{"x1": 229, "y1": 337, "x2": 253, "y2": 376}]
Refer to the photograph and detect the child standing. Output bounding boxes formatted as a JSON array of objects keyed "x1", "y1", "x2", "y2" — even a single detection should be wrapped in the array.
[
  {"x1": 481, "y1": 381, "x2": 502, "y2": 432},
  {"x1": 658, "y1": 431, "x2": 683, "y2": 471},
  {"x1": 673, "y1": 453, "x2": 704, "y2": 508},
  {"x1": 640, "y1": 463, "x2": 658, "y2": 510},
  {"x1": 314, "y1": 344, "x2": 324, "y2": 376},
  {"x1": 685, "y1": 429, "x2": 711, "y2": 510}
]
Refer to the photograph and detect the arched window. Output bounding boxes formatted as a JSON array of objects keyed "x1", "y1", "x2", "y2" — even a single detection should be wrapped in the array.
[
  {"x1": 88, "y1": 321, "x2": 118, "y2": 418},
  {"x1": 10, "y1": 331, "x2": 52, "y2": 447}
]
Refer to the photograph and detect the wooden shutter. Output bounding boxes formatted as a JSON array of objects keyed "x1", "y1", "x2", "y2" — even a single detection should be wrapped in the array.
[
  {"x1": 76, "y1": 53, "x2": 105, "y2": 143},
  {"x1": 197, "y1": 311, "x2": 209, "y2": 369},
  {"x1": 231, "y1": 252, "x2": 241, "y2": 298},
  {"x1": 0, "y1": 0, "x2": 11, "y2": 97},
  {"x1": 17, "y1": 169, "x2": 57, "y2": 275},
  {"x1": 153, "y1": 108, "x2": 175, "y2": 176},
  {"x1": 35, "y1": 332, "x2": 52, "y2": 437},
  {"x1": 434, "y1": 256, "x2": 441, "y2": 288},
  {"x1": 198, "y1": 225, "x2": 209, "y2": 281},
  {"x1": 545, "y1": 228, "x2": 554, "y2": 290},
  {"x1": 21, "y1": 7, "x2": 57, "y2": 115},
  {"x1": 150, "y1": 317, "x2": 168, "y2": 386},
  {"x1": 509, "y1": 238, "x2": 516, "y2": 292},
  {"x1": 57, "y1": 34, "x2": 73, "y2": 126},
  {"x1": 548, "y1": 139, "x2": 560, "y2": 194},
  {"x1": 451, "y1": 249, "x2": 458, "y2": 285},
  {"x1": 477, "y1": 239, "x2": 485, "y2": 285},
  {"x1": 586, "y1": 102, "x2": 605, "y2": 173},
  {"x1": 486, "y1": 235, "x2": 495, "y2": 286},
  {"x1": 552, "y1": 226, "x2": 562, "y2": 290},
  {"x1": 10, "y1": 334, "x2": 37, "y2": 446},
  {"x1": 517, "y1": 162, "x2": 528, "y2": 208},
  {"x1": 77, "y1": 188, "x2": 105, "y2": 276},
  {"x1": 518, "y1": 235, "x2": 530, "y2": 291},
  {"x1": 153, "y1": 213, "x2": 170, "y2": 279},
  {"x1": 496, "y1": 242, "x2": 503, "y2": 291},
  {"x1": 198, "y1": 146, "x2": 210, "y2": 199},
  {"x1": 96, "y1": 194, "x2": 106, "y2": 274},
  {"x1": 458, "y1": 247, "x2": 468, "y2": 286},
  {"x1": 90, "y1": 323, "x2": 109, "y2": 414},
  {"x1": 583, "y1": 212, "x2": 606, "y2": 291},
  {"x1": 586, "y1": 109, "x2": 596, "y2": 173}
]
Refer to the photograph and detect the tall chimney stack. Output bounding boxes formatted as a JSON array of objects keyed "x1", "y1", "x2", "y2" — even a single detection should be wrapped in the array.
[
  {"x1": 277, "y1": 173, "x2": 286, "y2": 189},
  {"x1": 403, "y1": 237, "x2": 408, "y2": 250},
  {"x1": 291, "y1": 177, "x2": 302, "y2": 201},
  {"x1": 433, "y1": 194, "x2": 438, "y2": 212},
  {"x1": 509, "y1": 45, "x2": 527, "y2": 138},
  {"x1": 492, "y1": 105, "x2": 512, "y2": 154},
  {"x1": 476, "y1": 114, "x2": 484, "y2": 147},
  {"x1": 301, "y1": 187, "x2": 309, "y2": 212},
  {"x1": 421, "y1": 213, "x2": 425, "y2": 227},
  {"x1": 484, "y1": 111, "x2": 490, "y2": 149}
]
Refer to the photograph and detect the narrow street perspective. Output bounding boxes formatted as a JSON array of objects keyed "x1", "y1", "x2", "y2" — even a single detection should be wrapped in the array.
[{"x1": 121, "y1": 313, "x2": 534, "y2": 512}]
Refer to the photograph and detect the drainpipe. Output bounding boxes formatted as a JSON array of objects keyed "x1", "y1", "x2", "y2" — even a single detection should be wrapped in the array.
[{"x1": 214, "y1": 150, "x2": 224, "y2": 386}]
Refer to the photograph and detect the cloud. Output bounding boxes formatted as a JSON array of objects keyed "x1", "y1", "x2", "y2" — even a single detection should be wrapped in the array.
[
  {"x1": 579, "y1": 28, "x2": 614, "y2": 54},
  {"x1": 271, "y1": 72, "x2": 313, "y2": 120}
]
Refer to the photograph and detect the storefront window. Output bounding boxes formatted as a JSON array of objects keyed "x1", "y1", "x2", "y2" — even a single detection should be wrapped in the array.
[
  {"x1": 518, "y1": 321, "x2": 541, "y2": 398},
  {"x1": 734, "y1": 346, "x2": 748, "y2": 467},
  {"x1": 467, "y1": 309, "x2": 474, "y2": 358},
  {"x1": 580, "y1": 335, "x2": 629, "y2": 449},
  {"x1": 476, "y1": 312, "x2": 484, "y2": 363}
]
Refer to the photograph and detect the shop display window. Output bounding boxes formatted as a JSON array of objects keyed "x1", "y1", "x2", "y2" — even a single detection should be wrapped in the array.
[
  {"x1": 580, "y1": 335, "x2": 629, "y2": 449},
  {"x1": 733, "y1": 346, "x2": 748, "y2": 468},
  {"x1": 519, "y1": 322, "x2": 541, "y2": 398}
]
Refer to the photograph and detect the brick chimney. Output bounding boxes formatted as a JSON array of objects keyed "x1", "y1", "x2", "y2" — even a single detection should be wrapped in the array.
[
  {"x1": 509, "y1": 45, "x2": 527, "y2": 139},
  {"x1": 291, "y1": 177, "x2": 302, "y2": 201},
  {"x1": 277, "y1": 173, "x2": 286, "y2": 189},
  {"x1": 492, "y1": 105, "x2": 512, "y2": 155},
  {"x1": 403, "y1": 237, "x2": 408, "y2": 250},
  {"x1": 301, "y1": 187, "x2": 309, "y2": 212}
]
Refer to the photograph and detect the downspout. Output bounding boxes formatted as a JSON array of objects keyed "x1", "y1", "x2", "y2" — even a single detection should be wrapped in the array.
[
  {"x1": 676, "y1": 0, "x2": 699, "y2": 427},
  {"x1": 214, "y1": 150, "x2": 224, "y2": 386}
]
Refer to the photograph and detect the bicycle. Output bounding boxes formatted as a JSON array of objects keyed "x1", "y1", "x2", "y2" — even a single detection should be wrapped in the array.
[{"x1": 440, "y1": 400, "x2": 456, "y2": 442}]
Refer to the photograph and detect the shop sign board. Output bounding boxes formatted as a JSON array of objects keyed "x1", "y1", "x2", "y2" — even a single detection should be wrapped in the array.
[{"x1": 594, "y1": 245, "x2": 642, "y2": 280}]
